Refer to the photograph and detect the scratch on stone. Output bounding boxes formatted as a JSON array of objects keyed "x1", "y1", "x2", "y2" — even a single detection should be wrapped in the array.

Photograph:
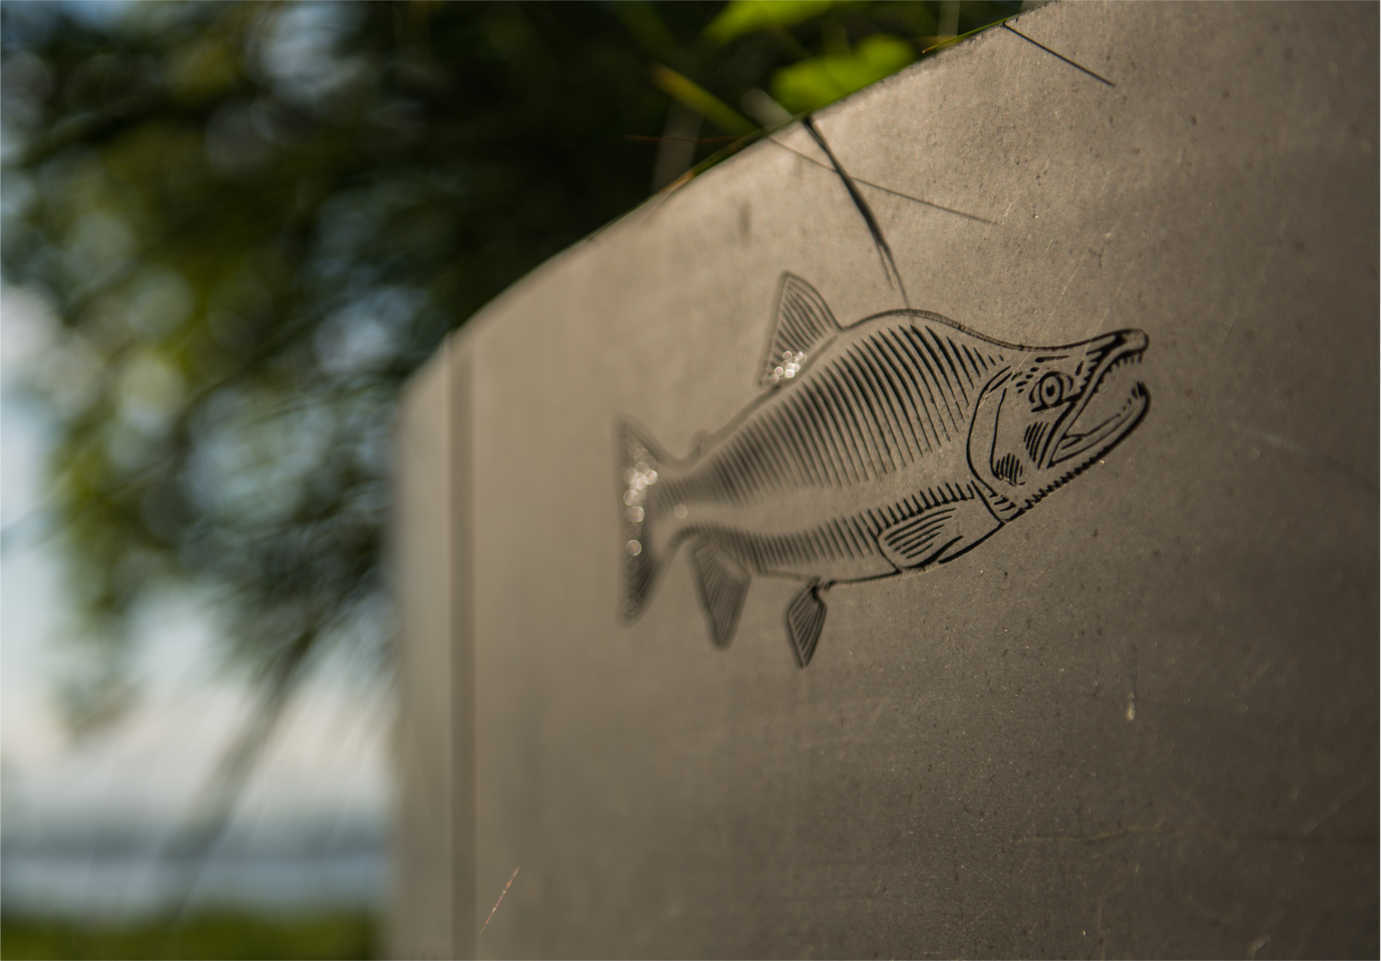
[
  {"x1": 801, "y1": 115, "x2": 911, "y2": 307},
  {"x1": 480, "y1": 866, "x2": 520, "y2": 936},
  {"x1": 1017, "y1": 819, "x2": 1169, "y2": 844},
  {"x1": 1053, "y1": 250, "x2": 1093, "y2": 306},
  {"x1": 1240, "y1": 657, "x2": 1276, "y2": 695},
  {"x1": 1022, "y1": 810, "x2": 1377, "y2": 848},
  {"x1": 767, "y1": 137, "x2": 998, "y2": 226},
  {"x1": 1123, "y1": 641, "x2": 1139, "y2": 722},
  {"x1": 1002, "y1": 23, "x2": 1116, "y2": 87},
  {"x1": 1218, "y1": 213, "x2": 1291, "y2": 347},
  {"x1": 1247, "y1": 934, "x2": 1271, "y2": 959},
  {"x1": 1290, "y1": 912, "x2": 1327, "y2": 958},
  {"x1": 1233, "y1": 421, "x2": 1378, "y2": 494},
  {"x1": 1094, "y1": 891, "x2": 1108, "y2": 961},
  {"x1": 1301, "y1": 782, "x2": 1368, "y2": 837},
  {"x1": 1235, "y1": 423, "x2": 1313, "y2": 459},
  {"x1": 1183, "y1": 890, "x2": 1244, "y2": 928},
  {"x1": 866, "y1": 698, "x2": 890, "y2": 729}
]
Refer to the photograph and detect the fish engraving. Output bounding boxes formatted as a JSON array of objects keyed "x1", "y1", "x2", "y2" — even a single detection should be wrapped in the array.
[{"x1": 619, "y1": 273, "x2": 1148, "y2": 667}]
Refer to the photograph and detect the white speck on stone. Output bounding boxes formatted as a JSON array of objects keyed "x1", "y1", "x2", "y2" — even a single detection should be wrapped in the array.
[{"x1": 769, "y1": 350, "x2": 806, "y2": 383}]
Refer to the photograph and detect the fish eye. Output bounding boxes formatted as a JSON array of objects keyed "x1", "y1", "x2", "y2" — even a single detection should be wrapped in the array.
[{"x1": 1035, "y1": 373, "x2": 1067, "y2": 408}]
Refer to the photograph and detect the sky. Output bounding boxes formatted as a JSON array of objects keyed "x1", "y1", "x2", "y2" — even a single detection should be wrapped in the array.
[{"x1": 1, "y1": 282, "x2": 391, "y2": 845}]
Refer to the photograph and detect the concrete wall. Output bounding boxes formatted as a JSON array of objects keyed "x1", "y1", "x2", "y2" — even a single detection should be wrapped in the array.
[
  {"x1": 392, "y1": 341, "x2": 473, "y2": 957},
  {"x1": 393, "y1": 3, "x2": 1378, "y2": 956}
]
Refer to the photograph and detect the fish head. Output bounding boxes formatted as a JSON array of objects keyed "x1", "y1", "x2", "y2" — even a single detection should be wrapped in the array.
[{"x1": 968, "y1": 329, "x2": 1148, "y2": 516}]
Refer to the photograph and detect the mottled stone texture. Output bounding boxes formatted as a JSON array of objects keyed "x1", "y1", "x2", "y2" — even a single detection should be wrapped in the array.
[{"x1": 393, "y1": 3, "x2": 1378, "y2": 957}]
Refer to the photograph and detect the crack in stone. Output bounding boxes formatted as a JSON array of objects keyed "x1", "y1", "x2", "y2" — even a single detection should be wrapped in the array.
[{"x1": 1002, "y1": 23, "x2": 1117, "y2": 87}]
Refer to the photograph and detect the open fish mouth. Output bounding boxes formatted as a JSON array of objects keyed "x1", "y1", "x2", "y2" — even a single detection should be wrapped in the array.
[{"x1": 1050, "y1": 331, "x2": 1148, "y2": 466}]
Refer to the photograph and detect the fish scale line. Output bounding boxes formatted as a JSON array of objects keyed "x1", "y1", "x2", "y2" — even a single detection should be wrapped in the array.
[
  {"x1": 907, "y1": 327, "x2": 963, "y2": 430},
  {"x1": 804, "y1": 379, "x2": 859, "y2": 486},
  {"x1": 876, "y1": 330, "x2": 944, "y2": 449},
  {"x1": 782, "y1": 396, "x2": 832, "y2": 487},
  {"x1": 854, "y1": 339, "x2": 911, "y2": 452},
  {"x1": 810, "y1": 367, "x2": 861, "y2": 482},
  {"x1": 918, "y1": 327, "x2": 967, "y2": 414},
  {"x1": 936, "y1": 330, "x2": 976, "y2": 393},
  {"x1": 839, "y1": 350, "x2": 901, "y2": 473},
  {"x1": 822, "y1": 360, "x2": 884, "y2": 477},
  {"x1": 787, "y1": 382, "x2": 839, "y2": 486},
  {"x1": 846, "y1": 343, "x2": 915, "y2": 465},
  {"x1": 883, "y1": 328, "x2": 951, "y2": 443},
  {"x1": 859, "y1": 337, "x2": 931, "y2": 457},
  {"x1": 930, "y1": 328, "x2": 969, "y2": 393},
  {"x1": 754, "y1": 416, "x2": 797, "y2": 490},
  {"x1": 891, "y1": 327, "x2": 953, "y2": 439},
  {"x1": 732, "y1": 422, "x2": 768, "y2": 492},
  {"x1": 825, "y1": 357, "x2": 883, "y2": 475},
  {"x1": 822, "y1": 369, "x2": 872, "y2": 482}
]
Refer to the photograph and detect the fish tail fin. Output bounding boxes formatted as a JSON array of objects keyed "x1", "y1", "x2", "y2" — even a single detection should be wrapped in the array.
[{"x1": 618, "y1": 419, "x2": 668, "y2": 622}]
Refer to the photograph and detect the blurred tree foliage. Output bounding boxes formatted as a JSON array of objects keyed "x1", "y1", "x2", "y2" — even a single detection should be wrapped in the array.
[{"x1": 1, "y1": 1, "x2": 1020, "y2": 729}]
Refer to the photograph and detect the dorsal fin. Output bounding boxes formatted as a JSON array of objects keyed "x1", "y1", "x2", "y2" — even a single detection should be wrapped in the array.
[{"x1": 757, "y1": 273, "x2": 840, "y2": 389}]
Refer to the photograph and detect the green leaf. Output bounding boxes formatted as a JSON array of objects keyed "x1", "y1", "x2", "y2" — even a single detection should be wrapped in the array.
[
  {"x1": 704, "y1": 0, "x2": 841, "y2": 45},
  {"x1": 651, "y1": 65, "x2": 758, "y2": 136},
  {"x1": 769, "y1": 34, "x2": 915, "y2": 114}
]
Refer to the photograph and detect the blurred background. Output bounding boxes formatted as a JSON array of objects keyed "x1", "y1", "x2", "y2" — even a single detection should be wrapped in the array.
[{"x1": 0, "y1": 1, "x2": 1021, "y2": 957}]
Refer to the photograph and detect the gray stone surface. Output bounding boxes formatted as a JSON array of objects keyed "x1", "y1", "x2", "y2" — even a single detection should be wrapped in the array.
[
  {"x1": 392, "y1": 342, "x2": 473, "y2": 959},
  {"x1": 394, "y1": 2, "x2": 1378, "y2": 956}
]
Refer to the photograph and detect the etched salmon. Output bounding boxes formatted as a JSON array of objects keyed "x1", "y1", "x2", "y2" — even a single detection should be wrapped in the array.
[{"x1": 618, "y1": 273, "x2": 1148, "y2": 667}]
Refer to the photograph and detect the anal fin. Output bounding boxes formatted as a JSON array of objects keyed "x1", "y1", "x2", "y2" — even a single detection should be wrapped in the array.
[
  {"x1": 690, "y1": 540, "x2": 750, "y2": 648},
  {"x1": 785, "y1": 583, "x2": 827, "y2": 668},
  {"x1": 878, "y1": 499, "x2": 1002, "y2": 571}
]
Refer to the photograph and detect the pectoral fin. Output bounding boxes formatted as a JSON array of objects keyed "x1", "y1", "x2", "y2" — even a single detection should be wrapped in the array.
[
  {"x1": 785, "y1": 583, "x2": 827, "y2": 668},
  {"x1": 878, "y1": 500, "x2": 1002, "y2": 571},
  {"x1": 690, "y1": 540, "x2": 750, "y2": 648},
  {"x1": 757, "y1": 274, "x2": 840, "y2": 388}
]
